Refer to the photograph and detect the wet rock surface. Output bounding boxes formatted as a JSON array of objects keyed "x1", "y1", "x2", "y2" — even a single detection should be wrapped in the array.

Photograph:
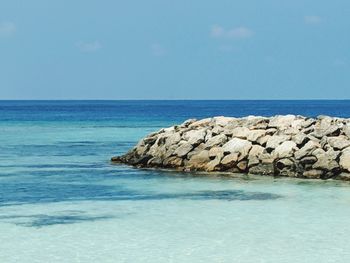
[{"x1": 112, "y1": 115, "x2": 350, "y2": 180}]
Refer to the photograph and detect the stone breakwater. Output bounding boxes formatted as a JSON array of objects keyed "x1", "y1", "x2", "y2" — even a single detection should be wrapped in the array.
[{"x1": 111, "y1": 115, "x2": 350, "y2": 180}]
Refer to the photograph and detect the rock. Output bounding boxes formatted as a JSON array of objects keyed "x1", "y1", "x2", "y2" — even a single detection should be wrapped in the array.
[
  {"x1": 312, "y1": 150, "x2": 340, "y2": 172},
  {"x1": 339, "y1": 148, "x2": 350, "y2": 172},
  {"x1": 163, "y1": 156, "x2": 183, "y2": 167},
  {"x1": 246, "y1": 130, "x2": 266, "y2": 142},
  {"x1": 220, "y1": 153, "x2": 239, "y2": 167},
  {"x1": 268, "y1": 115, "x2": 296, "y2": 129},
  {"x1": 257, "y1": 135, "x2": 271, "y2": 146},
  {"x1": 266, "y1": 135, "x2": 290, "y2": 151},
  {"x1": 211, "y1": 126, "x2": 224, "y2": 136},
  {"x1": 230, "y1": 127, "x2": 250, "y2": 139},
  {"x1": 312, "y1": 122, "x2": 340, "y2": 138},
  {"x1": 237, "y1": 160, "x2": 248, "y2": 171},
  {"x1": 213, "y1": 116, "x2": 236, "y2": 126},
  {"x1": 187, "y1": 150, "x2": 210, "y2": 169},
  {"x1": 183, "y1": 129, "x2": 207, "y2": 145},
  {"x1": 249, "y1": 163, "x2": 274, "y2": 175},
  {"x1": 205, "y1": 134, "x2": 227, "y2": 148},
  {"x1": 303, "y1": 169, "x2": 324, "y2": 179},
  {"x1": 249, "y1": 145, "x2": 265, "y2": 158},
  {"x1": 327, "y1": 136, "x2": 350, "y2": 150},
  {"x1": 165, "y1": 132, "x2": 181, "y2": 147},
  {"x1": 273, "y1": 141, "x2": 297, "y2": 158},
  {"x1": 187, "y1": 143, "x2": 206, "y2": 159},
  {"x1": 209, "y1": 147, "x2": 224, "y2": 160},
  {"x1": 335, "y1": 173, "x2": 350, "y2": 181},
  {"x1": 300, "y1": 156, "x2": 317, "y2": 165},
  {"x1": 343, "y1": 124, "x2": 350, "y2": 138},
  {"x1": 294, "y1": 141, "x2": 320, "y2": 160},
  {"x1": 292, "y1": 133, "x2": 309, "y2": 146},
  {"x1": 113, "y1": 114, "x2": 350, "y2": 181},
  {"x1": 188, "y1": 118, "x2": 212, "y2": 128},
  {"x1": 181, "y1": 118, "x2": 197, "y2": 127},
  {"x1": 222, "y1": 138, "x2": 252, "y2": 160},
  {"x1": 174, "y1": 143, "x2": 193, "y2": 157},
  {"x1": 248, "y1": 156, "x2": 260, "y2": 168}
]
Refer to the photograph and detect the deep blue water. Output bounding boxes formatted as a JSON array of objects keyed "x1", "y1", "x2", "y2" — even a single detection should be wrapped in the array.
[
  {"x1": 2, "y1": 100, "x2": 350, "y2": 123},
  {"x1": 2, "y1": 100, "x2": 350, "y2": 262}
]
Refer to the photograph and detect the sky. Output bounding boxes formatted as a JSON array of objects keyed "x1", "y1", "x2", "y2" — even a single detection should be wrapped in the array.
[{"x1": 0, "y1": 0, "x2": 349, "y2": 99}]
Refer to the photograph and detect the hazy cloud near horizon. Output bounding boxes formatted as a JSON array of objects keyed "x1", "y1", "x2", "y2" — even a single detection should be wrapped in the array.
[
  {"x1": 304, "y1": 15, "x2": 322, "y2": 25},
  {"x1": 210, "y1": 25, "x2": 254, "y2": 39},
  {"x1": 0, "y1": 21, "x2": 16, "y2": 37},
  {"x1": 76, "y1": 41, "x2": 102, "y2": 52}
]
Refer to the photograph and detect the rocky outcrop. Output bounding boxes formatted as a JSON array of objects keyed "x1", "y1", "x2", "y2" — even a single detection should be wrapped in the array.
[{"x1": 111, "y1": 115, "x2": 350, "y2": 180}]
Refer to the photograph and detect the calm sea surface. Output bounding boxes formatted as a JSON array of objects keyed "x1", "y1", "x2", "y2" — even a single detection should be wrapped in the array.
[{"x1": 1, "y1": 100, "x2": 350, "y2": 262}]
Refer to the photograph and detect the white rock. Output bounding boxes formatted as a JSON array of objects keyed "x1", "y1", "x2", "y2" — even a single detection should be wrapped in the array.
[
  {"x1": 266, "y1": 135, "x2": 290, "y2": 150},
  {"x1": 174, "y1": 143, "x2": 193, "y2": 157},
  {"x1": 183, "y1": 129, "x2": 206, "y2": 145},
  {"x1": 340, "y1": 148, "x2": 350, "y2": 172},
  {"x1": 274, "y1": 141, "x2": 297, "y2": 158},
  {"x1": 222, "y1": 138, "x2": 252, "y2": 159}
]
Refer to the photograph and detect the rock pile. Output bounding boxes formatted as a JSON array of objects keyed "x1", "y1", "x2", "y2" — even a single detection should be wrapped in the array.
[{"x1": 111, "y1": 115, "x2": 350, "y2": 180}]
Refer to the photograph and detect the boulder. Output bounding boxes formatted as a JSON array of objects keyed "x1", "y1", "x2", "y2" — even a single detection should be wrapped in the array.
[
  {"x1": 188, "y1": 118, "x2": 212, "y2": 128},
  {"x1": 246, "y1": 130, "x2": 266, "y2": 142},
  {"x1": 205, "y1": 134, "x2": 227, "y2": 148},
  {"x1": 187, "y1": 150, "x2": 210, "y2": 169},
  {"x1": 230, "y1": 127, "x2": 250, "y2": 139},
  {"x1": 174, "y1": 142, "x2": 193, "y2": 157},
  {"x1": 266, "y1": 135, "x2": 290, "y2": 151},
  {"x1": 222, "y1": 138, "x2": 252, "y2": 159},
  {"x1": 339, "y1": 148, "x2": 350, "y2": 172},
  {"x1": 294, "y1": 141, "x2": 320, "y2": 160},
  {"x1": 220, "y1": 153, "x2": 239, "y2": 167},
  {"x1": 312, "y1": 149, "x2": 340, "y2": 172},
  {"x1": 327, "y1": 136, "x2": 350, "y2": 150},
  {"x1": 273, "y1": 141, "x2": 297, "y2": 158},
  {"x1": 268, "y1": 115, "x2": 296, "y2": 129},
  {"x1": 183, "y1": 129, "x2": 207, "y2": 145},
  {"x1": 249, "y1": 145, "x2": 265, "y2": 158}
]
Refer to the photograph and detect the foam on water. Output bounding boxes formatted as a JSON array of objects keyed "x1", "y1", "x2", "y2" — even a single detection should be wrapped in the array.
[{"x1": 1, "y1": 101, "x2": 350, "y2": 262}]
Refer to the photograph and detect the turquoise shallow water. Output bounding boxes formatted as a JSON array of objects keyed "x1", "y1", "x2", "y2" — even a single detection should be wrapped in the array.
[{"x1": 2, "y1": 100, "x2": 350, "y2": 262}]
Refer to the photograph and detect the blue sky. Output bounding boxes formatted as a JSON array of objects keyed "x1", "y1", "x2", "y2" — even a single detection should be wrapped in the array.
[{"x1": 0, "y1": 0, "x2": 349, "y2": 99}]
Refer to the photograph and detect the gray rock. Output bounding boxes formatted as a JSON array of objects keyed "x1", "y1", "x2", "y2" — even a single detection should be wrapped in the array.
[
  {"x1": 303, "y1": 169, "x2": 324, "y2": 179},
  {"x1": 208, "y1": 147, "x2": 224, "y2": 160},
  {"x1": 339, "y1": 148, "x2": 350, "y2": 172},
  {"x1": 230, "y1": 127, "x2": 250, "y2": 139},
  {"x1": 174, "y1": 143, "x2": 193, "y2": 157},
  {"x1": 249, "y1": 145, "x2": 265, "y2": 158},
  {"x1": 222, "y1": 138, "x2": 252, "y2": 159},
  {"x1": 312, "y1": 149, "x2": 340, "y2": 172},
  {"x1": 327, "y1": 136, "x2": 350, "y2": 150},
  {"x1": 165, "y1": 132, "x2": 181, "y2": 147},
  {"x1": 266, "y1": 135, "x2": 290, "y2": 150},
  {"x1": 273, "y1": 141, "x2": 297, "y2": 158},
  {"x1": 268, "y1": 115, "x2": 296, "y2": 129},
  {"x1": 294, "y1": 141, "x2": 320, "y2": 160},
  {"x1": 221, "y1": 153, "x2": 239, "y2": 166},
  {"x1": 183, "y1": 129, "x2": 206, "y2": 145},
  {"x1": 246, "y1": 130, "x2": 266, "y2": 142},
  {"x1": 249, "y1": 163, "x2": 274, "y2": 175},
  {"x1": 187, "y1": 150, "x2": 210, "y2": 169},
  {"x1": 205, "y1": 134, "x2": 227, "y2": 148}
]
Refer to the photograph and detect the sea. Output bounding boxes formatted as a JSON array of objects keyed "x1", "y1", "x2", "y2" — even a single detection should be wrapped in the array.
[{"x1": 1, "y1": 100, "x2": 350, "y2": 263}]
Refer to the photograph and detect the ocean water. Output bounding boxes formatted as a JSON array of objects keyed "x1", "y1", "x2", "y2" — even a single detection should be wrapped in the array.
[{"x1": 1, "y1": 100, "x2": 350, "y2": 262}]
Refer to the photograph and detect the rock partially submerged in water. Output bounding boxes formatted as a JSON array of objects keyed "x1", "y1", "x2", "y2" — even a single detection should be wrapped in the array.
[{"x1": 111, "y1": 115, "x2": 350, "y2": 180}]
